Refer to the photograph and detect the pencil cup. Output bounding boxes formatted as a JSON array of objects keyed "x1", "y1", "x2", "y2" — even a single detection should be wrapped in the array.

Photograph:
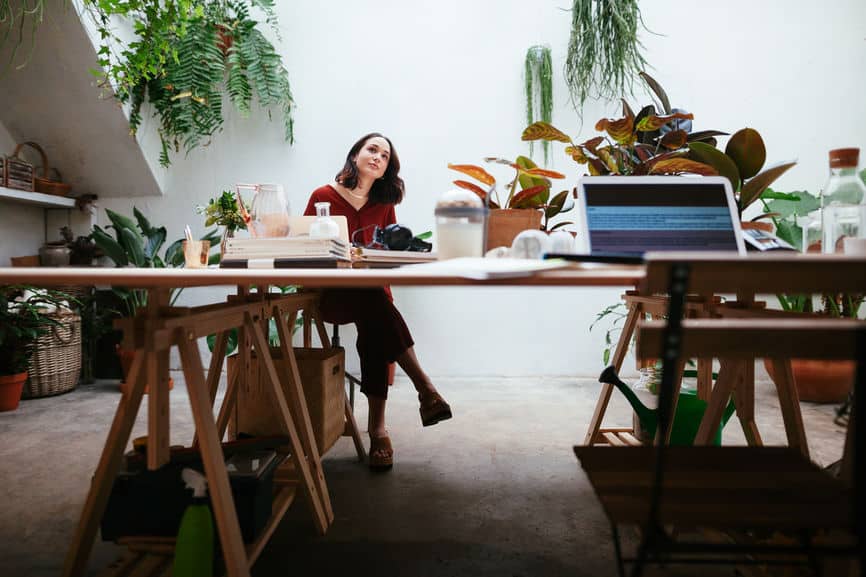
[{"x1": 183, "y1": 240, "x2": 210, "y2": 268}]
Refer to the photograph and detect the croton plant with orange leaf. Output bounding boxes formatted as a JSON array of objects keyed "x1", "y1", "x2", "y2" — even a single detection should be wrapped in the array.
[
  {"x1": 521, "y1": 72, "x2": 796, "y2": 217},
  {"x1": 447, "y1": 156, "x2": 574, "y2": 231}
]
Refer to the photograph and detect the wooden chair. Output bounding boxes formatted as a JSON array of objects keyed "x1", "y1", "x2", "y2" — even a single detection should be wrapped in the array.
[{"x1": 574, "y1": 253, "x2": 865, "y2": 576}]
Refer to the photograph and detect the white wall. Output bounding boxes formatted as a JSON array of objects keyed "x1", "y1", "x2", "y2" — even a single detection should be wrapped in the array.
[{"x1": 95, "y1": 0, "x2": 866, "y2": 377}]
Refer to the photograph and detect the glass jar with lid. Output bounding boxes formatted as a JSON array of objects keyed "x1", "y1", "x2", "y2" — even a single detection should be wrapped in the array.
[
  {"x1": 821, "y1": 148, "x2": 866, "y2": 255},
  {"x1": 434, "y1": 189, "x2": 488, "y2": 259},
  {"x1": 309, "y1": 201, "x2": 340, "y2": 239}
]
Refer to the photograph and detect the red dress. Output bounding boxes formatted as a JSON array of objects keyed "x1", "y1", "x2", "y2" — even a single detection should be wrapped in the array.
[{"x1": 303, "y1": 185, "x2": 413, "y2": 399}]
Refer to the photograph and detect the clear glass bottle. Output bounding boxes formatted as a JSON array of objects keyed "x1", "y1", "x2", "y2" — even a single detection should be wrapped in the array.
[
  {"x1": 309, "y1": 201, "x2": 340, "y2": 239},
  {"x1": 821, "y1": 148, "x2": 866, "y2": 255},
  {"x1": 249, "y1": 183, "x2": 290, "y2": 238}
]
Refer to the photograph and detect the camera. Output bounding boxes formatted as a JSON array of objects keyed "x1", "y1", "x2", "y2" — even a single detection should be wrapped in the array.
[{"x1": 371, "y1": 224, "x2": 432, "y2": 252}]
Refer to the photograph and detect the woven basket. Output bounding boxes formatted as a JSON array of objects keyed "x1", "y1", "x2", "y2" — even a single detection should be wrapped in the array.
[
  {"x1": 14, "y1": 142, "x2": 72, "y2": 197},
  {"x1": 54, "y1": 285, "x2": 93, "y2": 309},
  {"x1": 23, "y1": 311, "x2": 82, "y2": 398}
]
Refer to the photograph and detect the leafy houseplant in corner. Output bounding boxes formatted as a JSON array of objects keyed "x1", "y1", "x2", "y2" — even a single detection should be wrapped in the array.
[
  {"x1": 447, "y1": 156, "x2": 572, "y2": 249},
  {"x1": 83, "y1": 0, "x2": 294, "y2": 166},
  {"x1": 0, "y1": 286, "x2": 67, "y2": 411}
]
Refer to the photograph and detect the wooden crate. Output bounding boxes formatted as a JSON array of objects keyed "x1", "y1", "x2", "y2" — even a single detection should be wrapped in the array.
[{"x1": 228, "y1": 347, "x2": 346, "y2": 454}]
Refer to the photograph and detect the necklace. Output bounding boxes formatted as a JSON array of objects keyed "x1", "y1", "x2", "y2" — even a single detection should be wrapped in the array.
[{"x1": 345, "y1": 188, "x2": 368, "y2": 200}]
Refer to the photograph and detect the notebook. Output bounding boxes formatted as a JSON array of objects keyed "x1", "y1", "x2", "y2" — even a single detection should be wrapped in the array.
[{"x1": 575, "y1": 176, "x2": 746, "y2": 257}]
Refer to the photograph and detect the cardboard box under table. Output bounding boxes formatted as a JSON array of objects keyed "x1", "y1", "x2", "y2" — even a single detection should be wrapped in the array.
[{"x1": 228, "y1": 347, "x2": 346, "y2": 455}]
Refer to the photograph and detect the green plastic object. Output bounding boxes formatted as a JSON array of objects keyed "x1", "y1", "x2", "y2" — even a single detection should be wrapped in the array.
[
  {"x1": 174, "y1": 468, "x2": 214, "y2": 577},
  {"x1": 601, "y1": 366, "x2": 736, "y2": 446}
]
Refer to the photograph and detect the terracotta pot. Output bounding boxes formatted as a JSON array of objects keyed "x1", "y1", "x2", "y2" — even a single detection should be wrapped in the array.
[
  {"x1": 117, "y1": 347, "x2": 174, "y2": 395},
  {"x1": 0, "y1": 372, "x2": 28, "y2": 412},
  {"x1": 486, "y1": 208, "x2": 543, "y2": 250},
  {"x1": 763, "y1": 358, "x2": 854, "y2": 403}
]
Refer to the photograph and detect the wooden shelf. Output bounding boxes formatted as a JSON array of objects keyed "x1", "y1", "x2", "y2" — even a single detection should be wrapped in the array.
[{"x1": 0, "y1": 185, "x2": 75, "y2": 208}]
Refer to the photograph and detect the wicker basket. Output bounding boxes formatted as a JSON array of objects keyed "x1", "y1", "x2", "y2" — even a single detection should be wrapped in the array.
[
  {"x1": 14, "y1": 142, "x2": 72, "y2": 197},
  {"x1": 23, "y1": 311, "x2": 82, "y2": 398}
]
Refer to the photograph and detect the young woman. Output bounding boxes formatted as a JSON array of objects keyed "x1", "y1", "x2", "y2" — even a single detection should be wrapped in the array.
[{"x1": 303, "y1": 132, "x2": 451, "y2": 471}]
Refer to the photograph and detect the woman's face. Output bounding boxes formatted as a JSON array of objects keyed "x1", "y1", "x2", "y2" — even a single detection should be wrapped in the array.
[{"x1": 353, "y1": 136, "x2": 391, "y2": 181}]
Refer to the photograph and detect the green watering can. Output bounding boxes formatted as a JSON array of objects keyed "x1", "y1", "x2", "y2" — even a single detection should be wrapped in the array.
[{"x1": 599, "y1": 366, "x2": 736, "y2": 446}]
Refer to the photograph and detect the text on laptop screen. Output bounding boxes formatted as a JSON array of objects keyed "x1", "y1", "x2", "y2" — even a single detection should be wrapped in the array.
[{"x1": 582, "y1": 181, "x2": 741, "y2": 255}]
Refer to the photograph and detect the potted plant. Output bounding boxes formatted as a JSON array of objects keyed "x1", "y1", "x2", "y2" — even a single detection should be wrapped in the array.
[
  {"x1": 522, "y1": 72, "x2": 797, "y2": 220},
  {"x1": 90, "y1": 207, "x2": 219, "y2": 391},
  {"x1": 82, "y1": 0, "x2": 295, "y2": 166},
  {"x1": 447, "y1": 156, "x2": 573, "y2": 249},
  {"x1": 758, "y1": 187, "x2": 864, "y2": 402},
  {"x1": 0, "y1": 286, "x2": 68, "y2": 411},
  {"x1": 196, "y1": 189, "x2": 249, "y2": 256}
]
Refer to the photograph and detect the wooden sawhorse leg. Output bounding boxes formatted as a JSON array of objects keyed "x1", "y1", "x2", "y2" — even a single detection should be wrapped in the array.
[
  {"x1": 62, "y1": 351, "x2": 146, "y2": 577},
  {"x1": 584, "y1": 299, "x2": 643, "y2": 445}
]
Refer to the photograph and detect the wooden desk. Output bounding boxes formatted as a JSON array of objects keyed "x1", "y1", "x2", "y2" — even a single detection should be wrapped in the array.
[{"x1": 0, "y1": 264, "x2": 642, "y2": 577}]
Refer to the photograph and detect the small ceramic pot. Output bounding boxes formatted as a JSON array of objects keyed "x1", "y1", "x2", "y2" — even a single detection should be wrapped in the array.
[{"x1": 39, "y1": 244, "x2": 71, "y2": 267}]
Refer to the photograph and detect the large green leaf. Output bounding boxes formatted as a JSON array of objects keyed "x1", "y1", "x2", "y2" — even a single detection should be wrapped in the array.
[
  {"x1": 775, "y1": 219, "x2": 803, "y2": 250},
  {"x1": 133, "y1": 206, "x2": 155, "y2": 236},
  {"x1": 688, "y1": 142, "x2": 741, "y2": 191},
  {"x1": 105, "y1": 209, "x2": 139, "y2": 239},
  {"x1": 516, "y1": 155, "x2": 548, "y2": 191},
  {"x1": 765, "y1": 189, "x2": 819, "y2": 219},
  {"x1": 91, "y1": 225, "x2": 129, "y2": 267},
  {"x1": 739, "y1": 161, "x2": 797, "y2": 211},
  {"x1": 164, "y1": 239, "x2": 185, "y2": 267},
  {"x1": 725, "y1": 128, "x2": 766, "y2": 180},
  {"x1": 120, "y1": 227, "x2": 147, "y2": 267},
  {"x1": 145, "y1": 227, "x2": 167, "y2": 260}
]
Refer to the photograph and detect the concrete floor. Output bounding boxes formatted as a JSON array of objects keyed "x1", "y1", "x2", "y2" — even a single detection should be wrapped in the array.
[{"x1": 0, "y1": 372, "x2": 848, "y2": 577}]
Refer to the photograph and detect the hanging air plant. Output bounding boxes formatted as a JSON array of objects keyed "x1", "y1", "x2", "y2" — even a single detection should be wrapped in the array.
[
  {"x1": 564, "y1": 0, "x2": 649, "y2": 116},
  {"x1": 524, "y1": 45, "x2": 553, "y2": 166}
]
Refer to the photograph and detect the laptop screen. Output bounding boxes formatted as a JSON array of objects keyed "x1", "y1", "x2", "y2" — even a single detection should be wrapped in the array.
[{"x1": 578, "y1": 176, "x2": 745, "y2": 256}]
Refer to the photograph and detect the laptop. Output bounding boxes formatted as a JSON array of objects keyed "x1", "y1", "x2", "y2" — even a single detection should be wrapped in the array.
[{"x1": 574, "y1": 175, "x2": 746, "y2": 258}]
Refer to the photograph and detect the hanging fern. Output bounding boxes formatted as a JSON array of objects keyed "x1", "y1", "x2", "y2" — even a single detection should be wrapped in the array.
[
  {"x1": 83, "y1": 0, "x2": 295, "y2": 167},
  {"x1": 564, "y1": 0, "x2": 649, "y2": 116},
  {"x1": 524, "y1": 45, "x2": 553, "y2": 165}
]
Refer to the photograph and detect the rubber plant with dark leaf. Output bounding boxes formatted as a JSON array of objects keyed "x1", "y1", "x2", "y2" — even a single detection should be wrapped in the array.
[
  {"x1": 83, "y1": 0, "x2": 294, "y2": 167},
  {"x1": 447, "y1": 156, "x2": 574, "y2": 231},
  {"x1": 522, "y1": 72, "x2": 796, "y2": 216}
]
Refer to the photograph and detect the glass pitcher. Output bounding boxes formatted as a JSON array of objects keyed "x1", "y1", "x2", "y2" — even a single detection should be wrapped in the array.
[{"x1": 248, "y1": 183, "x2": 290, "y2": 238}]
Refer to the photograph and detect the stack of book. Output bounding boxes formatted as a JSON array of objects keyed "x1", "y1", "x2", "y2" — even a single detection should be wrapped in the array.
[
  {"x1": 351, "y1": 247, "x2": 438, "y2": 268},
  {"x1": 220, "y1": 237, "x2": 351, "y2": 268}
]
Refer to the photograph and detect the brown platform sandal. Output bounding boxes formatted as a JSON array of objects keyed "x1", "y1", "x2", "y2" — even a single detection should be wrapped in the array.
[
  {"x1": 369, "y1": 435, "x2": 394, "y2": 472},
  {"x1": 419, "y1": 392, "x2": 452, "y2": 427}
]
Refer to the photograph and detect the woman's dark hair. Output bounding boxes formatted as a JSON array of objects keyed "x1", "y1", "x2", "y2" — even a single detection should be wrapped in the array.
[{"x1": 335, "y1": 132, "x2": 404, "y2": 204}]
